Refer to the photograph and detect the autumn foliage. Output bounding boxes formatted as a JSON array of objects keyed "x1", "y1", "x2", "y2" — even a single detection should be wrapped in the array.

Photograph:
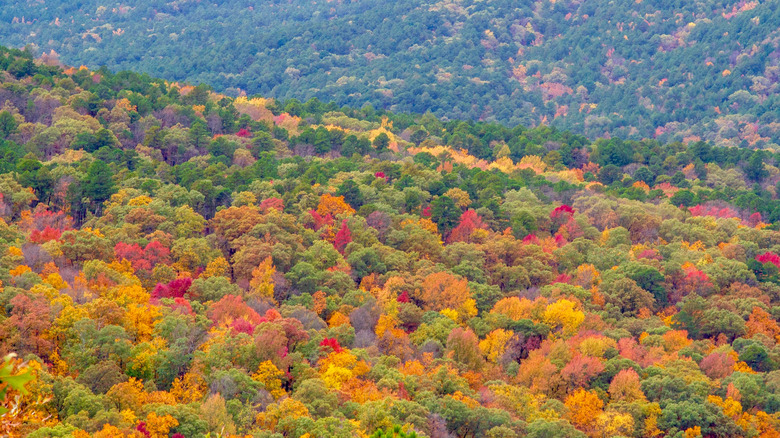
[{"x1": 1, "y1": 50, "x2": 780, "y2": 438}]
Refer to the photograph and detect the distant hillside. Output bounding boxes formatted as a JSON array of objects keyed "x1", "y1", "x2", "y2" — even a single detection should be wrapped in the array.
[{"x1": 1, "y1": 0, "x2": 780, "y2": 147}]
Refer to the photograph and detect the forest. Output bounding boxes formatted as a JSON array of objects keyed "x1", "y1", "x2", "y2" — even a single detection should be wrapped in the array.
[
  {"x1": 3, "y1": 43, "x2": 780, "y2": 437},
  {"x1": 2, "y1": 0, "x2": 780, "y2": 148}
]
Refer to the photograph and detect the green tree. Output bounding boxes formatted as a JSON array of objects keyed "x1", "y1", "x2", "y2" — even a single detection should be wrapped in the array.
[
  {"x1": 373, "y1": 133, "x2": 390, "y2": 154},
  {"x1": 431, "y1": 196, "x2": 460, "y2": 233},
  {"x1": 82, "y1": 159, "x2": 116, "y2": 215},
  {"x1": 669, "y1": 189, "x2": 697, "y2": 207},
  {"x1": 745, "y1": 151, "x2": 768, "y2": 182},
  {"x1": 337, "y1": 180, "x2": 364, "y2": 209},
  {"x1": 0, "y1": 111, "x2": 17, "y2": 138}
]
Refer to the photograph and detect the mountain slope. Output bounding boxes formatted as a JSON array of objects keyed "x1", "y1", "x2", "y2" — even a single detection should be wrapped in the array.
[{"x1": 4, "y1": 43, "x2": 780, "y2": 438}]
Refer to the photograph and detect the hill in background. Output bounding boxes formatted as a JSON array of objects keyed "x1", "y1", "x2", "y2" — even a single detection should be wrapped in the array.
[{"x1": 2, "y1": 0, "x2": 779, "y2": 148}]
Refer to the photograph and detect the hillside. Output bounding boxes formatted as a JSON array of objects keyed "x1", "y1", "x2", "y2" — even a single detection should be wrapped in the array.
[
  {"x1": 4, "y1": 45, "x2": 780, "y2": 436},
  {"x1": 2, "y1": 0, "x2": 780, "y2": 149}
]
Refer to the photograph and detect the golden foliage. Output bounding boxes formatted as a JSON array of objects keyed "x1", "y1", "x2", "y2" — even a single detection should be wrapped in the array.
[
  {"x1": 170, "y1": 371, "x2": 208, "y2": 404},
  {"x1": 256, "y1": 398, "x2": 310, "y2": 431},
  {"x1": 317, "y1": 194, "x2": 356, "y2": 217},
  {"x1": 145, "y1": 412, "x2": 179, "y2": 438},
  {"x1": 564, "y1": 388, "x2": 603, "y2": 432},
  {"x1": 252, "y1": 360, "x2": 286, "y2": 399},
  {"x1": 319, "y1": 350, "x2": 370, "y2": 389},
  {"x1": 249, "y1": 256, "x2": 276, "y2": 302},
  {"x1": 202, "y1": 257, "x2": 230, "y2": 279},
  {"x1": 479, "y1": 329, "x2": 514, "y2": 363},
  {"x1": 543, "y1": 299, "x2": 585, "y2": 337}
]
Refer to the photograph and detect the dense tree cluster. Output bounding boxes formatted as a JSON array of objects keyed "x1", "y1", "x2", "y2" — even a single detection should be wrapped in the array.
[
  {"x1": 2, "y1": 0, "x2": 780, "y2": 147},
  {"x1": 3, "y1": 45, "x2": 780, "y2": 437}
]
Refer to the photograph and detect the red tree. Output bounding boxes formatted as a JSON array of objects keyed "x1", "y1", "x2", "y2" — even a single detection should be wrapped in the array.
[
  {"x1": 320, "y1": 337, "x2": 343, "y2": 353},
  {"x1": 309, "y1": 209, "x2": 334, "y2": 230},
  {"x1": 115, "y1": 240, "x2": 171, "y2": 273},
  {"x1": 333, "y1": 219, "x2": 352, "y2": 254},
  {"x1": 259, "y1": 197, "x2": 284, "y2": 212},
  {"x1": 29, "y1": 226, "x2": 62, "y2": 243},
  {"x1": 447, "y1": 209, "x2": 487, "y2": 243},
  {"x1": 151, "y1": 277, "x2": 192, "y2": 299},
  {"x1": 207, "y1": 294, "x2": 263, "y2": 326}
]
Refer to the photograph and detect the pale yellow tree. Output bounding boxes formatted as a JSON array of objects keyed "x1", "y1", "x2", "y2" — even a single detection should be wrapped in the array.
[{"x1": 249, "y1": 256, "x2": 275, "y2": 302}]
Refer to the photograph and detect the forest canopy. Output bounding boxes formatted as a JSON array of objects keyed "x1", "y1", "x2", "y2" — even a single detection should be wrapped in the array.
[{"x1": 2, "y1": 43, "x2": 780, "y2": 437}]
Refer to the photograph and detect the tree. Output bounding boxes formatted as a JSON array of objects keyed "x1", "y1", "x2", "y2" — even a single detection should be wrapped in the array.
[
  {"x1": 608, "y1": 368, "x2": 645, "y2": 402},
  {"x1": 657, "y1": 401, "x2": 741, "y2": 436},
  {"x1": 446, "y1": 328, "x2": 483, "y2": 371},
  {"x1": 669, "y1": 189, "x2": 697, "y2": 207},
  {"x1": 347, "y1": 247, "x2": 387, "y2": 280},
  {"x1": 447, "y1": 209, "x2": 487, "y2": 243},
  {"x1": 373, "y1": 133, "x2": 390, "y2": 153},
  {"x1": 564, "y1": 389, "x2": 603, "y2": 433},
  {"x1": 598, "y1": 164, "x2": 622, "y2": 185},
  {"x1": 431, "y1": 196, "x2": 460, "y2": 234},
  {"x1": 625, "y1": 263, "x2": 667, "y2": 307},
  {"x1": 3, "y1": 294, "x2": 52, "y2": 358},
  {"x1": 82, "y1": 159, "x2": 115, "y2": 215},
  {"x1": 249, "y1": 256, "x2": 276, "y2": 302},
  {"x1": 333, "y1": 219, "x2": 352, "y2": 254},
  {"x1": 745, "y1": 151, "x2": 768, "y2": 182},
  {"x1": 317, "y1": 194, "x2": 355, "y2": 218},
  {"x1": 526, "y1": 419, "x2": 586, "y2": 438},
  {"x1": 336, "y1": 180, "x2": 363, "y2": 209},
  {"x1": 419, "y1": 272, "x2": 473, "y2": 313},
  {"x1": 371, "y1": 425, "x2": 419, "y2": 438},
  {"x1": 699, "y1": 353, "x2": 735, "y2": 380},
  {"x1": 152, "y1": 277, "x2": 192, "y2": 299},
  {"x1": 542, "y1": 299, "x2": 584, "y2": 337},
  {"x1": 601, "y1": 276, "x2": 654, "y2": 316},
  {"x1": 60, "y1": 229, "x2": 114, "y2": 263},
  {"x1": 199, "y1": 394, "x2": 236, "y2": 436},
  {"x1": 209, "y1": 205, "x2": 263, "y2": 245},
  {"x1": 0, "y1": 111, "x2": 17, "y2": 138},
  {"x1": 252, "y1": 360, "x2": 286, "y2": 399},
  {"x1": 479, "y1": 329, "x2": 513, "y2": 363}
]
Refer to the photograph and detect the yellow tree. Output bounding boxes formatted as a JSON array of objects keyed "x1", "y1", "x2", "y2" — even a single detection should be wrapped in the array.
[
  {"x1": 201, "y1": 257, "x2": 230, "y2": 279},
  {"x1": 256, "y1": 398, "x2": 310, "y2": 433},
  {"x1": 319, "y1": 350, "x2": 370, "y2": 389},
  {"x1": 200, "y1": 393, "x2": 237, "y2": 436},
  {"x1": 490, "y1": 296, "x2": 536, "y2": 321},
  {"x1": 123, "y1": 303, "x2": 161, "y2": 342},
  {"x1": 252, "y1": 360, "x2": 286, "y2": 399},
  {"x1": 596, "y1": 411, "x2": 635, "y2": 437},
  {"x1": 249, "y1": 256, "x2": 275, "y2": 302},
  {"x1": 543, "y1": 299, "x2": 585, "y2": 337},
  {"x1": 479, "y1": 329, "x2": 514, "y2": 363},
  {"x1": 419, "y1": 272, "x2": 472, "y2": 312},
  {"x1": 565, "y1": 388, "x2": 604, "y2": 434},
  {"x1": 170, "y1": 370, "x2": 208, "y2": 404},
  {"x1": 317, "y1": 194, "x2": 355, "y2": 217},
  {"x1": 144, "y1": 412, "x2": 179, "y2": 438},
  {"x1": 444, "y1": 187, "x2": 471, "y2": 208}
]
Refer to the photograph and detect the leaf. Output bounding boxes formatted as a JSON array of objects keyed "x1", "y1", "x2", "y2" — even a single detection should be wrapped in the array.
[
  {"x1": 1, "y1": 370, "x2": 33, "y2": 394},
  {"x1": 0, "y1": 356, "x2": 34, "y2": 397}
]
